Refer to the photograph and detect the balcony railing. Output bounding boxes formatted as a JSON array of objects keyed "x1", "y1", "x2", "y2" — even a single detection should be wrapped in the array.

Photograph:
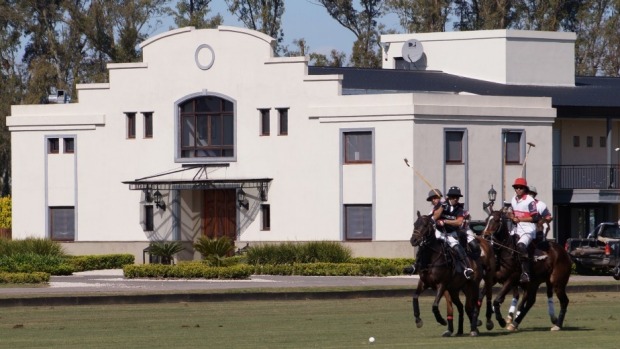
[{"x1": 553, "y1": 165, "x2": 619, "y2": 190}]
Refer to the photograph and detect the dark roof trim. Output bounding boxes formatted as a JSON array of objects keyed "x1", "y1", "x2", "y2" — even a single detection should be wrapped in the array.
[
  {"x1": 308, "y1": 66, "x2": 620, "y2": 109},
  {"x1": 123, "y1": 178, "x2": 272, "y2": 191}
]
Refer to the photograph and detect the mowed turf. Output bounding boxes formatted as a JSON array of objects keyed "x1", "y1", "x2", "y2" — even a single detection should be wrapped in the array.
[{"x1": 0, "y1": 292, "x2": 618, "y2": 348}]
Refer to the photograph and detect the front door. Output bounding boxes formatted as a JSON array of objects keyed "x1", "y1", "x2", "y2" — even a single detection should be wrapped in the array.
[{"x1": 203, "y1": 189, "x2": 237, "y2": 241}]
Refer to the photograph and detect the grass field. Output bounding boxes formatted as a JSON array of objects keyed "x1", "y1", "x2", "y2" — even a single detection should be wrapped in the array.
[{"x1": 0, "y1": 292, "x2": 618, "y2": 348}]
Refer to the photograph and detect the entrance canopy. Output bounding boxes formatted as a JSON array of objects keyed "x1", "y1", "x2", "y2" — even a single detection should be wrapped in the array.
[{"x1": 122, "y1": 164, "x2": 272, "y2": 193}]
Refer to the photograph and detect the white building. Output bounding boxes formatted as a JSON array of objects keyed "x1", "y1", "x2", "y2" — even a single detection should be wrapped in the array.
[{"x1": 9, "y1": 27, "x2": 586, "y2": 261}]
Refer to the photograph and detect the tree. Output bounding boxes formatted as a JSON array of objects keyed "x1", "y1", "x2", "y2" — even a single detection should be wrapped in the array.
[
  {"x1": 573, "y1": 0, "x2": 620, "y2": 76},
  {"x1": 318, "y1": 0, "x2": 385, "y2": 68},
  {"x1": 386, "y1": 0, "x2": 451, "y2": 33},
  {"x1": 225, "y1": 0, "x2": 285, "y2": 53},
  {"x1": 166, "y1": 0, "x2": 224, "y2": 29},
  {"x1": 453, "y1": 0, "x2": 516, "y2": 30}
]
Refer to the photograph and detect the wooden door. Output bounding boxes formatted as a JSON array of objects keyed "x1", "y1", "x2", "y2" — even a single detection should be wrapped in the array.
[{"x1": 203, "y1": 189, "x2": 237, "y2": 241}]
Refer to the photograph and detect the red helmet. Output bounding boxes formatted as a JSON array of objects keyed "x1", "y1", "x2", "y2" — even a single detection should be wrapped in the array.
[{"x1": 512, "y1": 177, "x2": 528, "y2": 189}]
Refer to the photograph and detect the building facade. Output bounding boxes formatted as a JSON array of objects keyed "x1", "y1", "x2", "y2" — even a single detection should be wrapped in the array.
[{"x1": 10, "y1": 27, "x2": 594, "y2": 261}]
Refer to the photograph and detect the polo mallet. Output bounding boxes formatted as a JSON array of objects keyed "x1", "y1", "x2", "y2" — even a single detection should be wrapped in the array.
[
  {"x1": 521, "y1": 142, "x2": 536, "y2": 178},
  {"x1": 404, "y1": 158, "x2": 442, "y2": 198}
]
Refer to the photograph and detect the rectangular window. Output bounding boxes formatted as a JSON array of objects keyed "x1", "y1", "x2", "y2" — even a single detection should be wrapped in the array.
[
  {"x1": 573, "y1": 136, "x2": 580, "y2": 147},
  {"x1": 126, "y1": 112, "x2": 136, "y2": 139},
  {"x1": 260, "y1": 109, "x2": 270, "y2": 136},
  {"x1": 278, "y1": 108, "x2": 288, "y2": 135},
  {"x1": 344, "y1": 131, "x2": 372, "y2": 163},
  {"x1": 63, "y1": 138, "x2": 75, "y2": 153},
  {"x1": 50, "y1": 207, "x2": 75, "y2": 241},
  {"x1": 143, "y1": 112, "x2": 153, "y2": 138},
  {"x1": 600, "y1": 136, "x2": 606, "y2": 148},
  {"x1": 445, "y1": 131, "x2": 464, "y2": 163},
  {"x1": 345, "y1": 205, "x2": 372, "y2": 240},
  {"x1": 261, "y1": 204, "x2": 271, "y2": 231},
  {"x1": 144, "y1": 205, "x2": 154, "y2": 231},
  {"x1": 505, "y1": 131, "x2": 523, "y2": 164},
  {"x1": 587, "y1": 136, "x2": 593, "y2": 147},
  {"x1": 48, "y1": 138, "x2": 59, "y2": 154}
]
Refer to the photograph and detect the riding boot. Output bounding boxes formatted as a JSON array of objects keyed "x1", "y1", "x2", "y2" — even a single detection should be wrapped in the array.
[
  {"x1": 517, "y1": 242, "x2": 530, "y2": 283},
  {"x1": 454, "y1": 244, "x2": 474, "y2": 279}
]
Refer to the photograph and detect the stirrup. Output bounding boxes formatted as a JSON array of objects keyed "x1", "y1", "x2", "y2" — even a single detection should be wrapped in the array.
[
  {"x1": 520, "y1": 272, "x2": 530, "y2": 283},
  {"x1": 464, "y1": 268, "x2": 474, "y2": 280}
]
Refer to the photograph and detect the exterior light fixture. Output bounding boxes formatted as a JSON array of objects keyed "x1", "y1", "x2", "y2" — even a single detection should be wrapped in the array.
[
  {"x1": 487, "y1": 185, "x2": 497, "y2": 203},
  {"x1": 144, "y1": 189, "x2": 153, "y2": 203},
  {"x1": 238, "y1": 189, "x2": 249, "y2": 209},
  {"x1": 153, "y1": 190, "x2": 166, "y2": 211}
]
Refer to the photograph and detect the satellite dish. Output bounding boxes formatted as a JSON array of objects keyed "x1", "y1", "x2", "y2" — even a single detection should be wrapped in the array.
[{"x1": 401, "y1": 39, "x2": 424, "y2": 63}]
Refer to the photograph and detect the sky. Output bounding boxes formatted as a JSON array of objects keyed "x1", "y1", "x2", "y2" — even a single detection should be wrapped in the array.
[{"x1": 152, "y1": 0, "x2": 402, "y2": 58}]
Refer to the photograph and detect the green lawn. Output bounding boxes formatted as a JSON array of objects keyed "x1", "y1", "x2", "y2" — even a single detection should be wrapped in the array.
[{"x1": 0, "y1": 292, "x2": 618, "y2": 348}]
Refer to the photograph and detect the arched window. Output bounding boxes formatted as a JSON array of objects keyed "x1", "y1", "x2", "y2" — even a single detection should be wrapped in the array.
[{"x1": 179, "y1": 96, "x2": 234, "y2": 158}]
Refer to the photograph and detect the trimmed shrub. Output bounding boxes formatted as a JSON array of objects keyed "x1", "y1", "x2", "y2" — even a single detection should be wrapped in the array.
[
  {"x1": 0, "y1": 271, "x2": 49, "y2": 284},
  {"x1": 123, "y1": 262, "x2": 253, "y2": 279},
  {"x1": 0, "y1": 196, "x2": 10, "y2": 229},
  {"x1": 246, "y1": 241, "x2": 353, "y2": 265},
  {"x1": 0, "y1": 253, "x2": 73, "y2": 275},
  {"x1": 66, "y1": 254, "x2": 135, "y2": 271}
]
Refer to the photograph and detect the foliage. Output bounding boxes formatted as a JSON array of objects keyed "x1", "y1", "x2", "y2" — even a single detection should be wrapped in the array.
[
  {"x1": 123, "y1": 262, "x2": 253, "y2": 279},
  {"x1": 226, "y1": 0, "x2": 286, "y2": 53},
  {"x1": 0, "y1": 253, "x2": 73, "y2": 275},
  {"x1": 0, "y1": 271, "x2": 49, "y2": 283},
  {"x1": 0, "y1": 196, "x2": 10, "y2": 228},
  {"x1": 193, "y1": 236, "x2": 235, "y2": 266},
  {"x1": 245, "y1": 241, "x2": 353, "y2": 265},
  {"x1": 386, "y1": 0, "x2": 451, "y2": 33},
  {"x1": 0, "y1": 237, "x2": 66, "y2": 257},
  {"x1": 65, "y1": 254, "x2": 135, "y2": 272},
  {"x1": 148, "y1": 241, "x2": 185, "y2": 265},
  {"x1": 165, "y1": 0, "x2": 224, "y2": 29}
]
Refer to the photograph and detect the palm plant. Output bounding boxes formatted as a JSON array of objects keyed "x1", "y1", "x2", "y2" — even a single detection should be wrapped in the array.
[
  {"x1": 148, "y1": 241, "x2": 184, "y2": 265},
  {"x1": 193, "y1": 236, "x2": 235, "y2": 266}
]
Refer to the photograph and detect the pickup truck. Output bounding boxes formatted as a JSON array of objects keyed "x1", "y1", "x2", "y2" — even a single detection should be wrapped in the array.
[{"x1": 565, "y1": 222, "x2": 620, "y2": 275}]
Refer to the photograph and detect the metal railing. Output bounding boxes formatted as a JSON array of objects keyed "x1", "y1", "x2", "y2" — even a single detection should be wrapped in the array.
[{"x1": 553, "y1": 165, "x2": 619, "y2": 190}]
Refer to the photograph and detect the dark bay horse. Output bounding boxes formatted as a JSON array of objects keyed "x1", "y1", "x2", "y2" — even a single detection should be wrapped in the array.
[
  {"x1": 482, "y1": 209, "x2": 571, "y2": 331},
  {"x1": 410, "y1": 212, "x2": 481, "y2": 336}
]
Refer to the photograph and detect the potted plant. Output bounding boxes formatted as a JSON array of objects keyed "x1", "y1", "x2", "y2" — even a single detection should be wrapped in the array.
[{"x1": 147, "y1": 241, "x2": 184, "y2": 265}]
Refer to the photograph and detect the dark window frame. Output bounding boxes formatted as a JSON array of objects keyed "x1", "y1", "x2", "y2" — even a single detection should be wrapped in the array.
[
  {"x1": 48, "y1": 138, "x2": 59, "y2": 154},
  {"x1": 143, "y1": 112, "x2": 153, "y2": 139},
  {"x1": 261, "y1": 204, "x2": 271, "y2": 231},
  {"x1": 278, "y1": 108, "x2": 288, "y2": 136},
  {"x1": 573, "y1": 135, "x2": 580, "y2": 147},
  {"x1": 260, "y1": 109, "x2": 270, "y2": 136},
  {"x1": 586, "y1": 136, "x2": 593, "y2": 147},
  {"x1": 126, "y1": 112, "x2": 136, "y2": 139},
  {"x1": 344, "y1": 131, "x2": 373, "y2": 164},
  {"x1": 600, "y1": 136, "x2": 606, "y2": 148},
  {"x1": 179, "y1": 96, "x2": 235, "y2": 159},
  {"x1": 63, "y1": 138, "x2": 75, "y2": 154},
  {"x1": 49, "y1": 206, "x2": 75, "y2": 241},
  {"x1": 445, "y1": 130, "x2": 464, "y2": 164},
  {"x1": 144, "y1": 205, "x2": 154, "y2": 231},
  {"x1": 504, "y1": 131, "x2": 523, "y2": 164},
  {"x1": 344, "y1": 204, "x2": 373, "y2": 240}
]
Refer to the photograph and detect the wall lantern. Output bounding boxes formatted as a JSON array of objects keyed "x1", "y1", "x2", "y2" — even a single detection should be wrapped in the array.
[
  {"x1": 153, "y1": 190, "x2": 166, "y2": 211},
  {"x1": 144, "y1": 189, "x2": 153, "y2": 203},
  {"x1": 487, "y1": 185, "x2": 497, "y2": 203},
  {"x1": 238, "y1": 189, "x2": 249, "y2": 209}
]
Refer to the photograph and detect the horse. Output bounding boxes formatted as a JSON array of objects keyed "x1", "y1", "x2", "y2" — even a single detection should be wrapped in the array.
[
  {"x1": 410, "y1": 211, "x2": 481, "y2": 336},
  {"x1": 482, "y1": 208, "x2": 571, "y2": 331}
]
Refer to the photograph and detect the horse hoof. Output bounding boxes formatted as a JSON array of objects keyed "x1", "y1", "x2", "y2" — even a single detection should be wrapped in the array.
[
  {"x1": 470, "y1": 331, "x2": 479, "y2": 337},
  {"x1": 551, "y1": 325, "x2": 561, "y2": 331},
  {"x1": 442, "y1": 331, "x2": 452, "y2": 337},
  {"x1": 506, "y1": 323, "x2": 518, "y2": 332},
  {"x1": 416, "y1": 319, "x2": 424, "y2": 328},
  {"x1": 486, "y1": 321, "x2": 494, "y2": 331},
  {"x1": 505, "y1": 315, "x2": 513, "y2": 325},
  {"x1": 477, "y1": 319, "x2": 482, "y2": 326},
  {"x1": 550, "y1": 316, "x2": 558, "y2": 325},
  {"x1": 438, "y1": 319, "x2": 447, "y2": 326}
]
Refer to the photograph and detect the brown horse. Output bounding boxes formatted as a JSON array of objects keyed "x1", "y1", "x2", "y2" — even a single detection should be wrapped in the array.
[
  {"x1": 482, "y1": 208, "x2": 571, "y2": 331},
  {"x1": 410, "y1": 212, "x2": 481, "y2": 336}
]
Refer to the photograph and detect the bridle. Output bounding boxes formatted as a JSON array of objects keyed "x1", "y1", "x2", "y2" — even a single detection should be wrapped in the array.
[{"x1": 485, "y1": 210, "x2": 519, "y2": 255}]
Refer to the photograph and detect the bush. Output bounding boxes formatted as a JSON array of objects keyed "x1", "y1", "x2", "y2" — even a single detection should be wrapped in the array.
[
  {"x1": 0, "y1": 271, "x2": 49, "y2": 284},
  {"x1": 123, "y1": 262, "x2": 253, "y2": 279},
  {"x1": 193, "y1": 236, "x2": 235, "y2": 266},
  {"x1": 0, "y1": 253, "x2": 73, "y2": 275},
  {"x1": 66, "y1": 254, "x2": 135, "y2": 271},
  {"x1": 246, "y1": 241, "x2": 352, "y2": 265},
  {"x1": 0, "y1": 237, "x2": 65, "y2": 257},
  {"x1": 0, "y1": 196, "x2": 11, "y2": 229},
  {"x1": 148, "y1": 241, "x2": 184, "y2": 265}
]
